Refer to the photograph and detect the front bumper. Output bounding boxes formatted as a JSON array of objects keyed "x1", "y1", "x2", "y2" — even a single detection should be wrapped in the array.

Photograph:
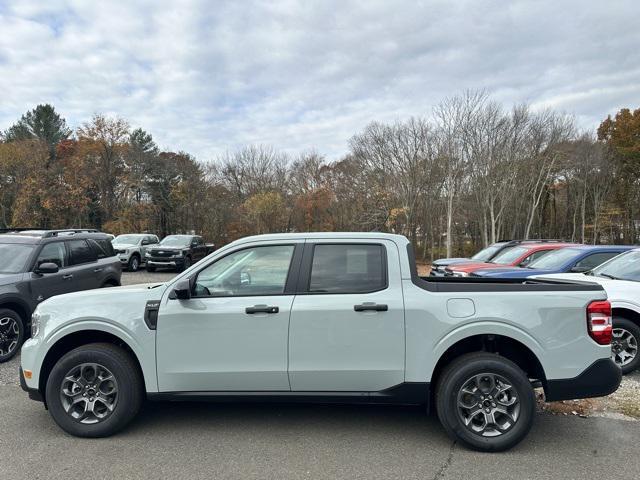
[
  {"x1": 544, "y1": 358, "x2": 622, "y2": 402},
  {"x1": 147, "y1": 257, "x2": 185, "y2": 268},
  {"x1": 19, "y1": 367, "x2": 43, "y2": 402}
]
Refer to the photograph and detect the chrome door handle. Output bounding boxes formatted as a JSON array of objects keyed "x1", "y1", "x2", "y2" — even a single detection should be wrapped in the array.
[
  {"x1": 354, "y1": 303, "x2": 388, "y2": 312},
  {"x1": 245, "y1": 305, "x2": 279, "y2": 314},
  {"x1": 62, "y1": 274, "x2": 73, "y2": 280},
  {"x1": 94, "y1": 268, "x2": 103, "y2": 273}
]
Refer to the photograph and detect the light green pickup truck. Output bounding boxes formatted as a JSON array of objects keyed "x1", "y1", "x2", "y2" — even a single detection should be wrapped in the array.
[{"x1": 20, "y1": 232, "x2": 621, "y2": 451}]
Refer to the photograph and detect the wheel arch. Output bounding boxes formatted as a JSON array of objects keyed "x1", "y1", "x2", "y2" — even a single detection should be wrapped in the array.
[
  {"x1": 38, "y1": 329, "x2": 146, "y2": 401},
  {"x1": 0, "y1": 297, "x2": 32, "y2": 326},
  {"x1": 612, "y1": 306, "x2": 640, "y2": 327},
  {"x1": 430, "y1": 333, "x2": 547, "y2": 406}
]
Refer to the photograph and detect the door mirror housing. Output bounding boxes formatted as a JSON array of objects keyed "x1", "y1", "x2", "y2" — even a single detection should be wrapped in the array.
[
  {"x1": 170, "y1": 279, "x2": 192, "y2": 300},
  {"x1": 36, "y1": 262, "x2": 59, "y2": 274},
  {"x1": 141, "y1": 239, "x2": 150, "y2": 246},
  {"x1": 570, "y1": 265, "x2": 591, "y2": 273}
]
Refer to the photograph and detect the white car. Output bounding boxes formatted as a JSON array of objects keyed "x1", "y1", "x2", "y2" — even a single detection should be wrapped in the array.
[{"x1": 532, "y1": 248, "x2": 640, "y2": 374}]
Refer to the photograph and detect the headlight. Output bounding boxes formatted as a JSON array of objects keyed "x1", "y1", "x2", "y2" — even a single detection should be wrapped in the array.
[
  {"x1": 452, "y1": 271, "x2": 469, "y2": 277},
  {"x1": 145, "y1": 252, "x2": 151, "y2": 257},
  {"x1": 436, "y1": 266, "x2": 445, "y2": 272},
  {"x1": 31, "y1": 311, "x2": 41, "y2": 337}
]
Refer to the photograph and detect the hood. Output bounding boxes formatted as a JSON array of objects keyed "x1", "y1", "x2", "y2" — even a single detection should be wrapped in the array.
[
  {"x1": 40, "y1": 282, "x2": 167, "y2": 310},
  {"x1": 474, "y1": 267, "x2": 557, "y2": 279},
  {"x1": 0, "y1": 272, "x2": 25, "y2": 287},
  {"x1": 446, "y1": 261, "x2": 505, "y2": 274},
  {"x1": 530, "y1": 272, "x2": 640, "y2": 310},
  {"x1": 432, "y1": 257, "x2": 470, "y2": 267},
  {"x1": 151, "y1": 245, "x2": 185, "y2": 251},
  {"x1": 112, "y1": 242, "x2": 138, "y2": 249}
]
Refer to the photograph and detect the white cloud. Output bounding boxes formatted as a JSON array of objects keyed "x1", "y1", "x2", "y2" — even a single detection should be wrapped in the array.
[{"x1": 1, "y1": 0, "x2": 639, "y2": 160}]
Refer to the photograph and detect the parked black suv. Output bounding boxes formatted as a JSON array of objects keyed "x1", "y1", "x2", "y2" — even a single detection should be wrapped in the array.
[
  {"x1": 0, "y1": 229, "x2": 121, "y2": 362},
  {"x1": 145, "y1": 234, "x2": 215, "y2": 272}
]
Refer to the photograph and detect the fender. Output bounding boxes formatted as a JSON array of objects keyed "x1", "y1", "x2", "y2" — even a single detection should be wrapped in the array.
[
  {"x1": 431, "y1": 320, "x2": 546, "y2": 378},
  {"x1": 611, "y1": 300, "x2": 640, "y2": 315},
  {"x1": 43, "y1": 319, "x2": 158, "y2": 392},
  {"x1": 0, "y1": 293, "x2": 34, "y2": 322}
]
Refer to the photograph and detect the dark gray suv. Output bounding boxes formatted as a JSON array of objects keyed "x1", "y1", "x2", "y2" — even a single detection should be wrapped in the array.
[{"x1": 0, "y1": 229, "x2": 121, "y2": 362}]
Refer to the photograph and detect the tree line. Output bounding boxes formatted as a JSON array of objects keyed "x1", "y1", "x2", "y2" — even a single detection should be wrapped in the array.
[{"x1": 1, "y1": 92, "x2": 638, "y2": 259}]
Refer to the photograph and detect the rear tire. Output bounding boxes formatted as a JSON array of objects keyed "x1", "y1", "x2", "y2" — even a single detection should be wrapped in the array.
[
  {"x1": 0, "y1": 308, "x2": 24, "y2": 363},
  {"x1": 436, "y1": 352, "x2": 535, "y2": 452},
  {"x1": 612, "y1": 317, "x2": 640, "y2": 375},
  {"x1": 45, "y1": 343, "x2": 144, "y2": 437}
]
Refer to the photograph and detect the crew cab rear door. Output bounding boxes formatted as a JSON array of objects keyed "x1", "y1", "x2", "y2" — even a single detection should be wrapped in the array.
[{"x1": 288, "y1": 240, "x2": 405, "y2": 391}]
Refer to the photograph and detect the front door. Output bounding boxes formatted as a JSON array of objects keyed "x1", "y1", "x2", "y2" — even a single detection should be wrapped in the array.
[
  {"x1": 29, "y1": 241, "x2": 72, "y2": 303},
  {"x1": 288, "y1": 240, "x2": 405, "y2": 392},
  {"x1": 156, "y1": 241, "x2": 302, "y2": 392}
]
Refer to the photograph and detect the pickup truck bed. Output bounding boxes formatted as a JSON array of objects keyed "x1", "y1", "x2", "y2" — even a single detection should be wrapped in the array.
[{"x1": 20, "y1": 232, "x2": 620, "y2": 451}]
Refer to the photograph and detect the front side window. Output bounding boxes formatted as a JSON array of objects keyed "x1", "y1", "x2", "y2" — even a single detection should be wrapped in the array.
[
  {"x1": 519, "y1": 249, "x2": 552, "y2": 267},
  {"x1": 309, "y1": 244, "x2": 386, "y2": 293},
  {"x1": 0, "y1": 243, "x2": 35, "y2": 273},
  {"x1": 67, "y1": 240, "x2": 98, "y2": 265},
  {"x1": 36, "y1": 242, "x2": 67, "y2": 268},
  {"x1": 574, "y1": 252, "x2": 620, "y2": 270},
  {"x1": 194, "y1": 245, "x2": 295, "y2": 297}
]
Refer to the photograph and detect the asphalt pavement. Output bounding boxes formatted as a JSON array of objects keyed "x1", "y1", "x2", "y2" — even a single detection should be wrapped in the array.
[{"x1": 1, "y1": 270, "x2": 638, "y2": 479}]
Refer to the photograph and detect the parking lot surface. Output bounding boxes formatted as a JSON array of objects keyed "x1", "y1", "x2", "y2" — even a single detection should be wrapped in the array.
[{"x1": 1, "y1": 270, "x2": 638, "y2": 479}]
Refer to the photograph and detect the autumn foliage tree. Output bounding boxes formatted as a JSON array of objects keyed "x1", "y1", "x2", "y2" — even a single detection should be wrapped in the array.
[{"x1": 1, "y1": 98, "x2": 639, "y2": 257}]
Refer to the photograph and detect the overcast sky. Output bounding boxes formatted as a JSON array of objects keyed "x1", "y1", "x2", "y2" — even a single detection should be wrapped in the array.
[{"x1": 1, "y1": 0, "x2": 639, "y2": 161}]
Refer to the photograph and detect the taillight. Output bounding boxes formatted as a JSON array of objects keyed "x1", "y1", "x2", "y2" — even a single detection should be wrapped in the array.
[{"x1": 587, "y1": 300, "x2": 612, "y2": 345}]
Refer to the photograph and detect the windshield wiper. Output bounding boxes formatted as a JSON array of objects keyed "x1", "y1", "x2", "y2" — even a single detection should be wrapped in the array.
[{"x1": 598, "y1": 273, "x2": 619, "y2": 280}]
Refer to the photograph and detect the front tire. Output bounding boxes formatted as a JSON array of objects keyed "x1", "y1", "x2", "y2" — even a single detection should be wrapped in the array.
[
  {"x1": 128, "y1": 255, "x2": 140, "y2": 272},
  {"x1": 0, "y1": 308, "x2": 24, "y2": 363},
  {"x1": 436, "y1": 352, "x2": 535, "y2": 452},
  {"x1": 45, "y1": 343, "x2": 143, "y2": 437},
  {"x1": 612, "y1": 317, "x2": 640, "y2": 374}
]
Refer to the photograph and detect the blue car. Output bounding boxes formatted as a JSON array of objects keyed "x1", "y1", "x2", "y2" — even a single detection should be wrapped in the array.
[{"x1": 471, "y1": 245, "x2": 636, "y2": 279}]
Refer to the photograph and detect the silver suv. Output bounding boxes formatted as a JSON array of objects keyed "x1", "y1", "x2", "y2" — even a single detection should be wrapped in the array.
[{"x1": 111, "y1": 234, "x2": 159, "y2": 271}]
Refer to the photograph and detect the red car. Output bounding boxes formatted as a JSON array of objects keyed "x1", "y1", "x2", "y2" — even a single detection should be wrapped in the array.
[{"x1": 444, "y1": 242, "x2": 579, "y2": 277}]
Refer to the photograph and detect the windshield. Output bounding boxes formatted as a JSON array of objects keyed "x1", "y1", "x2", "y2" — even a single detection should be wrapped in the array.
[
  {"x1": 0, "y1": 244, "x2": 35, "y2": 273},
  {"x1": 528, "y1": 248, "x2": 581, "y2": 269},
  {"x1": 159, "y1": 235, "x2": 191, "y2": 247},
  {"x1": 471, "y1": 244, "x2": 502, "y2": 261},
  {"x1": 489, "y1": 246, "x2": 528, "y2": 265},
  {"x1": 592, "y1": 250, "x2": 640, "y2": 281},
  {"x1": 113, "y1": 235, "x2": 142, "y2": 245}
]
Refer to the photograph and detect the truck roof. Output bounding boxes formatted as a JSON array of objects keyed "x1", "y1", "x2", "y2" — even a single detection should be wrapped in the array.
[{"x1": 234, "y1": 232, "x2": 410, "y2": 244}]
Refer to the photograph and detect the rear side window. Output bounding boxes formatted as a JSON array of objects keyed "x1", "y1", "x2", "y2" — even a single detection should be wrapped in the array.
[
  {"x1": 308, "y1": 244, "x2": 386, "y2": 294},
  {"x1": 67, "y1": 240, "x2": 98, "y2": 265},
  {"x1": 36, "y1": 242, "x2": 67, "y2": 268},
  {"x1": 89, "y1": 239, "x2": 116, "y2": 258}
]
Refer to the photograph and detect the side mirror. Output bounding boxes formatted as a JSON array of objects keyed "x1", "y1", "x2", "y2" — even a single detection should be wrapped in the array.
[
  {"x1": 36, "y1": 262, "x2": 59, "y2": 274},
  {"x1": 141, "y1": 240, "x2": 150, "y2": 246},
  {"x1": 570, "y1": 266, "x2": 591, "y2": 273},
  {"x1": 170, "y1": 279, "x2": 192, "y2": 300}
]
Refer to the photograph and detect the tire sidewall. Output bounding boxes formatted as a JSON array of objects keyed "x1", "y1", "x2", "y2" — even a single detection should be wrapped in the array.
[
  {"x1": 613, "y1": 316, "x2": 640, "y2": 374},
  {"x1": 128, "y1": 255, "x2": 140, "y2": 272},
  {"x1": 46, "y1": 345, "x2": 141, "y2": 437},
  {"x1": 437, "y1": 355, "x2": 535, "y2": 452},
  {"x1": 0, "y1": 309, "x2": 24, "y2": 363}
]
